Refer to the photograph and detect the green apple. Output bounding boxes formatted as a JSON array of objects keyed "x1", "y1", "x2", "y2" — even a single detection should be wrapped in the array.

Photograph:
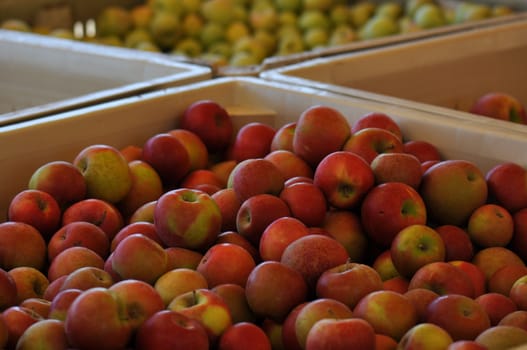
[
  {"x1": 182, "y1": 13, "x2": 204, "y2": 38},
  {"x1": 414, "y1": 3, "x2": 446, "y2": 29},
  {"x1": 225, "y1": 21, "x2": 250, "y2": 44},
  {"x1": 124, "y1": 28, "x2": 153, "y2": 48},
  {"x1": 298, "y1": 10, "x2": 331, "y2": 31},
  {"x1": 150, "y1": 0, "x2": 185, "y2": 17},
  {"x1": 329, "y1": 25, "x2": 356, "y2": 46},
  {"x1": 200, "y1": 0, "x2": 236, "y2": 25},
  {"x1": 303, "y1": 27, "x2": 329, "y2": 49},
  {"x1": 149, "y1": 11, "x2": 182, "y2": 50},
  {"x1": 173, "y1": 37, "x2": 203, "y2": 57},
  {"x1": 199, "y1": 22, "x2": 225, "y2": 48},
  {"x1": 349, "y1": 1, "x2": 376, "y2": 28},
  {"x1": 375, "y1": 1, "x2": 403, "y2": 19},
  {"x1": 277, "y1": 30, "x2": 305, "y2": 55},
  {"x1": 358, "y1": 15, "x2": 399, "y2": 40},
  {"x1": 275, "y1": 0, "x2": 301, "y2": 12},
  {"x1": 405, "y1": 0, "x2": 433, "y2": 18},
  {"x1": 96, "y1": 6, "x2": 132, "y2": 39},
  {"x1": 302, "y1": 0, "x2": 333, "y2": 12}
]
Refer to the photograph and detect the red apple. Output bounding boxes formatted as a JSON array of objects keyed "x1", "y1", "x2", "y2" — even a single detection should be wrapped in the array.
[
  {"x1": 211, "y1": 283, "x2": 257, "y2": 324},
  {"x1": 216, "y1": 231, "x2": 260, "y2": 263},
  {"x1": 375, "y1": 333, "x2": 399, "y2": 350},
  {"x1": 47, "y1": 246, "x2": 105, "y2": 282},
  {"x1": 120, "y1": 144, "x2": 142, "y2": 162},
  {"x1": 218, "y1": 322, "x2": 272, "y2": 350},
  {"x1": 15, "y1": 318, "x2": 68, "y2": 350},
  {"x1": 403, "y1": 140, "x2": 442, "y2": 163},
  {"x1": 129, "y1": 200, "x2": 156, "y2": 223},
  {"x1": 265, "y1": 149, "x2": 314, "y2": 182},
  {"x1": 512, "y1": 207, "x2": 527, "y2": 261},
  {"x1": 488, "y1": 264, "x2": 527, "y2": 296},
  {"x1": 408, "y1": 261, "x2": 475, "y2": 298},
  {"x1": 48, "y1": 288, "x2": 83, "y2": 321},
  {"x1": 8, "y1": 266, "x2": 49, "y2": 304},
  {"x1": 352, "y1": 111, "x2": 403, "y2": 141},
  {"x1": 0, "y1": 268, "x2": 17, "y2": 311},
  {"x1": 343, "y1": 127, "x2": 404, "y2": 164},
  {"x1": 180, "y1": 169, "x2": 223, "y2": 194},
  {"x1": 259, "y1": 216, "x2": 310, "y2": 262},
  {"x1": 282, "y1": 302, "x2": 308, "y2": 350},
  {"x1": 279, "y1": 181, "x2": 327, "y2": 227},
  {"x1": 383, "y1": 275, "x2": 410, "y2": 293},
  {"x1": 371, "y1": 152, "x2": 422, "y2": 189},
  {"x1": 475, "y1": 292, "x2": 517, "y2": 326},
  {"x1": 211, "y1": 188, "x2": 242, "y2": 232},
  {"x1": 435, "y1": 225, "x2": 474, "y2": 262},
  {"x1": 209, "y1": 160, "x2": 237, "y2": 188},
  {"x1": 59, "y1": 266, "x2": 113, "y2": 291},
  {"x1": 43, "y1": 275, "x2": 68, "y2": 301},
  {"x1": 467, "y1": 203, "x2": 514, "y2": 248},
  {"x1": 48, "y1": 221, "x2": 110, "y2": 261},
  {"x1": 165, "y1": 246, "x2": 203, "y2": 270},
  {"x1": 306, "y1": 317, "x2": 376, "y2": 350},
  {"x1": 447, "y1": 340, "x2": 487, "y2": 350},
  {"x1": 110, "y1": 221, "x2": 162, "y2": 252},
  {"x1": 271, "y1": 122, "x2": 296, "y2": 152},
  {"x1": 499, "y1": 310, "x2": 527, "y2": 330},
  {"x1": 510, "y1": 275, "x2": 527, "y2": 311},
  {"x1": 0, "y1": 221, "x2": 46, "y2": 271},
  {"x1": 449, "y1": 260, "x2": 487, "y2": 298},
  {"x1": 227, "y1": 121, "x2": 276, "y2": 162},
  {"x1": 404, "y1": 288, "x2": 440, "y2": 323},
  {"x1": 2, "y1": 306, "x2": 44, "y2": 349},
  {"x1": 471, "y1": 246, "x2": 525, "y2": 283},
  {"x1": 168, "y1": 128, "x2": 209, "y2": 171},
  {"x1": 19, "y1": 297, "x2": 51, "y2": 319},
  {"x1": 486, "y1": 162, "x2": 527, "y2": 213},
  {"x1": 469, "y1": 92, "x2": 527, "y2": 124}
]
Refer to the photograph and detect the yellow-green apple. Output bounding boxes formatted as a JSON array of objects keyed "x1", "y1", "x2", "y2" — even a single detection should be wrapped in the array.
[
  {"x1": 420, "y1": 160, "x2": 488, "y2": 226},
  {"x1": 8, "y1": 266, "x2": 49, "y2": 304},
  {"x1": 19, "y1": 297, "x2": 51, "y2": 319},
  {"x1": 65, "y1": 287, "x2": 134, "y2": 350},
  {"x1": 197, "y1": 243, "x2": 256, "y2": 288},
  {"x1": 321, "y1": 209, "x2": 369, "y2": 263},
  {"x1": 404, "y1": 288, "x2": 440, "y2": 323},
  {"x1": 111, "y1": 233, "x2": 168, "y2": 284},
  {"x1": 467, "y1": 203, "x2": 513, "y2": 248},
  {"x1": 313, "y1": 151, "x2": 375, "y2": 210},
  {"x1": 435, "y1": 225, "x2": 474, "y2": 262},
  {"x1": 375, "y1": 333, "x2": 399, "y2": 350},
  {"x1": 73, "y1": 144, "x2": 132, "y2": 203},
  {"x1": 279, "y1": 182, "x2": 327, "y2": 227},
  {"x1": 342, "y1": 127, "x2": 404, "y2": 164},
  {"x1": 316, "y1": 262, "x2": 383, "y2": 310},
  {"x1": 447, "y1": 340, "x2": 488, "y2": 349},
  {"x1": 499, "y1": 310, "x2": 527, "y2": 330},
  {"x1": 474, "y1": 325, "x2": 527, "y2": 349},
  {"x1": 47, "y1": 246, "x2": 105, "y2": 282},
  {"x1": 135, "y1": 309, "x2": 209, "y2": 350},
  {"x1": 425, "y1": 294, "x2": 491, "y2": 341},
  {"x1": 245, "y1": 260, "x2": 308, "y2": 322},
  {"x1": 372, "y1": 249, "x2": 399, "y2": 281},
  {"x1": 7, "y1": 189, "x2": 61, "y2": 240},
  {"x1": 59, "y1": 266, "x2": 113, "y2": 291},
  {"x1": 486, "y1": 162, "x2": 527, "y2": 213},
  {"x1": 292, "y1": 105, "x2": 351, "y2": 168},
  {"x1": 129, "y1": 200, "x2": 156, "y2": 223},
  {"x1": 211, "y1": 283, "x2": 257, "y2": 324},
  {"x1": 264, "y1": 150, "x2": 314, "y2": 181},
  {"x1": 167, "y1": 288, "x2": 233, "y2": 343},
  {"x1": 282, "y1": 302, "x2": 308, "y2": 350},
  {"x1": 370, "y1": 152, "x2": 423, "y2": 189},
  {"x1": 117, "y1": 159, "x2": 164, "y2": 218},
  {"x1": 408, "y1": 261, "x2": 475, "y2": 297},
  {"x1": 488, "y1": 264, "x2": 527, "y2": 296},
  {"x1": 390, "y1": 224, "x2": 446, "y2": 278},
  {"x1": 212, "y1": 188, "x2": 242, "y2": 232},
  {"x1": 403, "y1": 140, "x2": 442, "y2": 163},
  {"x1": 259, "y1": 216, "x2": 309, "y2": 262},
  {"x1": 0, "y1": 268, "x2": 17, "y2": 311},
  {"x1": 120, "y1": 144, "x2": 142, "y2": 162},
  {"x1": 48, "y1": 288, "x2": 82, "y2": 321},
  {"x1": 28, "y1": 160, "x2": 87, "y2": 210},
  {"x1": 168, "y1": 128, "x2": 209, "y2": 171},
  {"x1": 353, "y1": 290, "x2": 418, "y2": 341},
  {"x1": 383, "y1": 275, "x2": 410, "y2": 294},
  {"x1": 227, "y1": 158, "x2": 285, "y2": 203},
  {"x1": 61, "y1": 198, "x2": 124, "y2": 241},
  {"x1": 180, "y1": 169, "x2": 224, "y2": 194},
  {"x1": 449, "y1": 260, "x2": 487, "y2": 298},
  {"x1": 15, "y1": 318, "x2": 68, "y2": 350},
  {"x1": 110, "y1": 221, "x2": 162, "y2": 252},
  {"x1": 216, "y1": 231, "x2": 260, "y2": 263},
  {"x1": 165, "y1": 246, "x2": 203, "y2": 270},
  {"x1": 469, "y1": 92, "x2": 527, "y2": 124},
  {"x1": 361, "y1": 182, "x2": 427, "y2": 248},
  {"x1": 154, "y1": 188, "x2": 222, "y2": 252},
  {"x1": 398, "y1": 322, "x2": 453, "y2": 350},
  {"x1": 294, "y1": 298, "x2": 354, "y2": 349},
  {"x1": 179, "y1": 100, "x2": 234, "y2": 154},
  {"x1": 218, "y1": 322, "x2": 272, "y2": 350},
  {"x1": 48, "y1": 221, "x2": 110, "y2": 261},
  {"x1": 236, "y1": 193, "x2": 291, "y2": 246},
  {"x1": 306, "y1": 318, "x2": 376, "y2": 350},
  {"x1": 475, "y1": 292, "x2": 517, "y2": 326},
  {"x1": 141, "y1": 132, "x2": 191, "y2": 188},
  {"x1": 226, "y1": 122, "x2": 276, "y2": 162},
  {"x1": 280, "y1": 234, "x2": 349, "y2": 291},
  {"x1": 271, "y1": 122, "x2": 296, "y2": 152},
  {"x1": 471, "y1": 246, "x2": 525, "y2": 282},
  {"x1": 351, "y1": 112, "x2": 403, "y2": 141},
  {"x1": 209, "y1": 160, "x2": 237, "y2": 189},
  {"x1": 512, "y1": 207, "x2": 527, "y2": 261},
  {"x1": 0, "y1": 222, "x2": 47, "y2": 271},
  {"x1": 510, "y1": 275, "x2": 527, "y2": 311},
  {"x1": 154, "y1": 268, "x2": 208, "y2": 307},
  {"x1": 2, "y1": 306, "x2": 44, "y2": 349}
]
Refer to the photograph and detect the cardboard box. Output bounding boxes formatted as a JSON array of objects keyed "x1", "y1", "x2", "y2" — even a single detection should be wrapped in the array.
[
  {"x1": 1, "y1": 76, "x2": 526, "y2": 218},
  {"x1": 0, "y1": 29, "x2": 212, "y2": 125},
  {"x1": 261, "y1": 19, "x2": 527, "y2": 131}
]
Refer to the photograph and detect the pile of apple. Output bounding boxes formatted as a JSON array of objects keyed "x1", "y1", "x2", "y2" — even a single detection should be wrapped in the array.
[
  {"x1": 2, "y1": 98, "x2": 527, "y2": 350},
  {"x1": 0, "y1": 0, "x2": 516, "y2": 68}
]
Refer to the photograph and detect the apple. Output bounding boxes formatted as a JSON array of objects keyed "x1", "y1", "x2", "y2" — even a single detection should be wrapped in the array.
[
  {"x1": 403, "y1": 140, "x2": 442, "y2": 163},
  {"x1": 449, "y1": 260, "x2": 487, "y2": 298},
  {"x1": 259, "y1": 216, "x2": 309, "y2": 262},
  {"x1": 129, "y1": 200, "x2": 156, "y2": 223},
  {"x1": 264, "y1": 150, "x2": 314, "y2": 181},
  {"x1": 426, "y1": 294, "x2": 491, "y2": 341},
  {"x1": 292, "y1": 105, "x2": 351, "y2": 168},
  {"x1": 420, "y1": 160, "x2": 488, "y2": 226},
  {"x1": 245, "y1": 260, "x2": 308, "y2": 322},
  {"x1": 211, "y1": 283, "x2": 257, "y2": 324},
  {"x1": 370, "y1": 152, "x2": 423, "y2": 189},
  {"x1": 154, "y1": 268, "x2": 208, "y2": 307},
  {"x1": 398, "y1": 322, "x2": 454, "y2": 349},
  {"x1": 42, "y1": 275, "x2": 68, "y2": 302},
  {"x1": 375, "y1": 333, "x2": 399, "y2": 350},
  {"x1": 447, "y1": 340, "x2": 487, "y2": 350},
  {"x1": 168, "y1": 128, "x2": 209, "y2": 171},
  {"x1": 408, "y1": 261, "x2": 475, "y2": 298},
  {"x1": 218, "y1": 322, "x2": 272, "y2": 350},
  {"x1": 469, "y1": 92, "x2": 527, "y2": 124},
  {"x1": 474, "y1": 325, "x2": 527, "y2": 349},
  {"x1": 7, "y1": 189, "x2": 61, "y2": 239},
  {"x1": 313, "y1": 151, "x2": 375, "y2": 210},
  {"x1": 351, "y1": 111, "x2": 403, "y2": 141},
  {"x1": 271, "y1": 122, "x2": 296, "y2": 152},
  {"x1": 120, "y1": 144, "x2": 143, "y2": 162},
  {"x1": 404, "y1": 288, "x2": 440, "y2": 323},
  {"x1": 486, "y1": 162, "x2": 527, "y2": 213},
  {"x1": 197, "y1": 243, "x2": 256, "y2": 288},
  {"x1": 512, "y1": 207, "x2": 527, "y2": 261},
  {"x1": 236, "y1": 193, "x2": 291, "y2": 246},
  {"x1": 315, "y1": 262, "x2": 383, "y2": 310},
  {"x1": 510, "y1": 275, "x2": 527, "y2": 311},
  {"x1": 488, "y1": 264, "x2": 527, "y2": 296},
  {"x1": 141, "y1": 132, "x2": 191, "y2": 188},
  {"x1": 1, "y1": 306, "x2": 43, "y2": 349},
  {"x1": 0, "y1": 268, "x2": 17, "y2": 311},
  {"x1": 73, "y1": 144, "x2": 132, "y2": 203},
  {"x1": 260, "y1": 318, "x2": 284, "y2": 350},
  {"x1": 61, "y1": 198, "x2": 124, "y2": 241},
  {"x1": 227, "y1": 122, "x2": 276, "y2": 162},
  {"x1": 471, "y1": 246, "x2": 525, "y2": 282},
  {"x1": 8, "y1": 266, "x2": 49, "y2": 304},
  {"x1": 111, "y1": 233, "x2": 168, "y2": 284},
  {"x1": 15, "y1": 318, "x2": 68, "y2": 350},
  {"x1": 227, "y1": 158, "x2": 285, "y2": 203},
  {"x1": 28, "y1": 160, "x2": 87, "y2": 209},
  {"x1": 19, "y1": 297, "x2": 51, "y2": 319},
  {"x1": 372, "y1": 249, "x2": 400, "y2": 281},
  {"x1": 211, "y1": 188, "x2": 242, "y2": 232},
  {"x1": 167, "y1": 288, "x2": 233, "y2": 343},
  {"x1": 216, "y1": 231, "x2": 260, "y2": 263},
  {"x1": 475, "y1": 292, "x2": 517, "y2": 326},
  {"x1": 361, "y1": 182, "x2": 427, "y2": 247},
  {"x1": 135, "y1": 309, "x2": 209, "y2": 350},
  {"x1": 383, "y1": 275, "x2": 411, "y2": 293},
  {"x1": 279, "y1": 181, "x2": 327, "y2": 227},
  {"x1": 499, "y1": 310, "x2": 527, "y2": 330},
  {"x1": 165, "y1": 246, "x2": 203, "y2": 270},
  {"x1": 421, "y1": 160, "x2": 440, "y2": 173},
  {"x1": 48, "y1": 221, "x2": 110, "y2": 261},
  {"x1": 47, "y1": 246, "x2": 105, "y2": 282},
  {"x1": 280, "y1": 234, "x2": 349, "y2": 291},
  {"x1": 209, "y1": 160, "x2": 237, "y2": 189},
  {"x1": 154, "y1": 188, "x2": 222, "y2": 252},
  {"x1": 281, "y1": 301, "x2": 308, "y2": 350},
  {"x1": 110, "y1": 221, "x2": 162, "y2": 252},
  {"x1": 179, "y1": 100, "x2": 234, "y2": 154},
  {"x1": 306, "y1": 318, "x2": 376, "y2": 350},
  {"x1": 180, "y1": 169, "x2": 223, "y2": 194},
  {"x1": 467, "y1": 203, "x2": 513, "y2": 248},
  {"x1": 58, "y1": 266, "x2": 113, "y2": 291},
  {"x1": 343, "y1": 127, "x2": 404, "y2": 164},
  {"x1": 435, "y1": 225, "x2": 474, "y2": 262},
  {"x1": 48, "y1": 288, "x2": 83, "y2": 321}
]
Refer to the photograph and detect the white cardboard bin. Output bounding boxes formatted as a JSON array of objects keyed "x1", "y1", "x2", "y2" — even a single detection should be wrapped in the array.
[
  {"x1": 0, "y1": 29, "x2": 212, "y2": 125},
  {"x1": 1, "y1": 77, "x2": 527, "y2": 218},
  {"x1": 260, "y1": 19, "x2": 527, "y2": 131}
]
